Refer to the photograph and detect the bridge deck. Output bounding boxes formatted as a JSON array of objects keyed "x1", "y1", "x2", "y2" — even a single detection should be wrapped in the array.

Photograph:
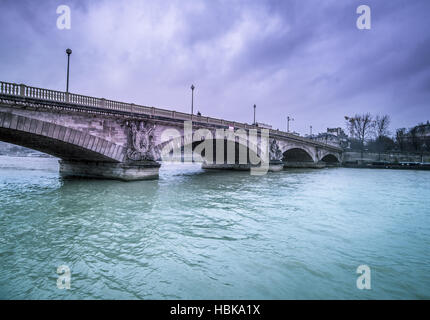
[{"x1": 0, "y1": 80, "x2": 342, "y2": 152}]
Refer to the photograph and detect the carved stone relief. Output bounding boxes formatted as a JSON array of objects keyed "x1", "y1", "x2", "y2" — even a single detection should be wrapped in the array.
[
  {"x1": 269, "y1": 139, "x2": 283, "y2": 161},
  {"x1": 126, "y1": 121, "x2": 158, "y2": 161}
]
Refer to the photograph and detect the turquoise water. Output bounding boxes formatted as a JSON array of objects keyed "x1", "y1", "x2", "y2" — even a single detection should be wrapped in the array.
[{"x1": 0, "y1": 155, "x2": 429, "y2": 299}]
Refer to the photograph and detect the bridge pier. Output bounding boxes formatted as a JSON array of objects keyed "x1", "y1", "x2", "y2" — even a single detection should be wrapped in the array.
[
  {"x1": 283, "y1": 161, "x2": 326, "y2": 169},
  {"x1": 59, "y1": 160, "x2": 161, "y2": 181},
  {"x1": 201, "y1": 163, "x2": 251, "y2": 171},
  {"x1": 268, "y1": 161, "x2": 284, "y2": 172}
]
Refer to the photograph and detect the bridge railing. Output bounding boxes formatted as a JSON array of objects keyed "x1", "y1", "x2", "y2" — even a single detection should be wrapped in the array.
[
  {"x1": 25, "y1": 85, "x2": 66, "y2": 102},
  {"x1": 0, "y1": 82, "x2": 20, "y2": 96},
  {"x1": 0, "y1": 80, "x2": 341, "y2": 151}
]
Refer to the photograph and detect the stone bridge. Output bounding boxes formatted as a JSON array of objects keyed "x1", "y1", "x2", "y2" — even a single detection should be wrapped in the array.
[{"x1": 0, "y1": 81, "x2": 342, "y2": 180}]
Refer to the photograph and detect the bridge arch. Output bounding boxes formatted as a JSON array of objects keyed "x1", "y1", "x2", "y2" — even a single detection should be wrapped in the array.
[
  {"x1": 0, "y1": 112, "x2": 124, "y2": 162},
  {"x1": 282, "y1": 147, "x2": 314, "y2": 163},
  {"x1": 321, "y1": 154, "x2": 339, "y2": 163},
  {"x1": 156, "y1": 132, "x2": 261, "y2": 164}
]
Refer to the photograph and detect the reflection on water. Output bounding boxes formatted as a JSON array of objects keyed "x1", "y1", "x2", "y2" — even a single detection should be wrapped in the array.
[{"x1": 0, "y1": 156, "x2": 429, "y2": 299}]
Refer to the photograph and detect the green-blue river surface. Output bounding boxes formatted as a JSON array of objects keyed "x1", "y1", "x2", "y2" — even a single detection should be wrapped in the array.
[{"x1": 0, "y1": 156, "x2": 429, "y2": 299}]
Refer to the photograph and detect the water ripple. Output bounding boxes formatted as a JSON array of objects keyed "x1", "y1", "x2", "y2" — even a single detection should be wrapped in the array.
[{"x1": 0, "y1": 159, "x2": 429, "y2": 299}]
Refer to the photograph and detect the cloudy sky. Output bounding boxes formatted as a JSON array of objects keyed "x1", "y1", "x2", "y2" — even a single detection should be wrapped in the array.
[{"x1": 0, "y1": 0, "x2": 429, "y2": 135}]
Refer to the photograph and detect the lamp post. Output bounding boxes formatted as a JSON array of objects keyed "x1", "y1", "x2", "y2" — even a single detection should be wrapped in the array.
[
  {"x1": 310, "y1": 125, "x2": 313, "y2": 136},
  {"x1": 66, "y1": 48, "x2": 72, "y2": 93},
  {"x1": 287, "y1": 116, "x2": 294, "y2": 132},
  {"x1": 253, "y1": 104, "x2": 256, "y2": 125},
  {"x1": 190, "y1": 84, "x2": 195, "y2": 115}
]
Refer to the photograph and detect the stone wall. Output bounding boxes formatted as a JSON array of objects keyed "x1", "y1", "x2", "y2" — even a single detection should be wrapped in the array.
[{"x1": 343, "y1": 151, "x2": 430, "y2": 163}]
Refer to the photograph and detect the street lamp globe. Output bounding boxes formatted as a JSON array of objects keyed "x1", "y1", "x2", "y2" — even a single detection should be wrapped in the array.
[
  {"x1": 191, "y1": 84, "x2": 195, "y2": 91},
  {"x1": 65, "y1": 48, "x2": 72, "y2": 93}
]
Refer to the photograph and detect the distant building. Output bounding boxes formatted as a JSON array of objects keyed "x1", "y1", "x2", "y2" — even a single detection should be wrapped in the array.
[
  {"x1": 0, "y1": 141, "x2": 47, "y2": 156},
  {"x1": 412, "y1": 121, "x2": 430, "y2": 137},
  {"x1": 308, "y1": 127, "x2": 348, "y2": 148},
  {"x1": 397, "y1": 121, "x2": 430, "y2": 152},
  {"x1": 327, "y1": 127, "x2": 346, "y2": 137}
]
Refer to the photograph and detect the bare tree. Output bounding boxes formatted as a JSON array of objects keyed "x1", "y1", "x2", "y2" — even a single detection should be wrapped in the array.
[
  {"x1": 345, "y1": 113, "x2": 374, "y2": 159},
  {"x1": 396, "y1": 128, "x2": 406, "y2": 152},
  {"x1": 374, "y1": 115, "x2": 391, "y2": 138},
  {"x1": 374, "y1": 115, "x2": 391, "y2": 160},
  {"x1": 410, "y1": 126, "x2": 420, "y2": 152}
]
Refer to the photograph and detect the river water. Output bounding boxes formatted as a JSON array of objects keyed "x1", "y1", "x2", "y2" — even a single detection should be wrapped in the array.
[{"x1": 0, "y1": 155, "x2": 429, "y2": 299}]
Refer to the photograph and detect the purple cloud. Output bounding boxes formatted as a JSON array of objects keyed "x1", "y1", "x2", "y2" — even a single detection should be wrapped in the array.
[{"x1": 0, "y1": 0, "x2": 429, "y2": 135}]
